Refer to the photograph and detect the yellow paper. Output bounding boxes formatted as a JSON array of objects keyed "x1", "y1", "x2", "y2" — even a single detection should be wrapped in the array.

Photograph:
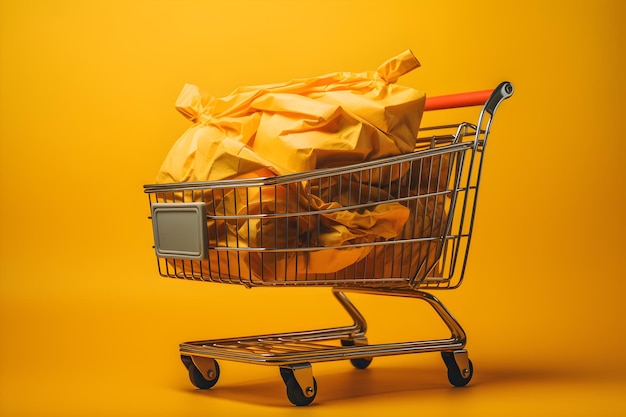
[
  {"x1": 156, "y1": 50, "x2": 443, "y2": 282},
  {"x1": 157, "y1": 49, "x2": 424, "y2": 182}
]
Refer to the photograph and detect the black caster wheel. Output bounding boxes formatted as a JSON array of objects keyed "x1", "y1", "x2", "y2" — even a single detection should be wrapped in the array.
[
  {"x1": 341, "y1": 339, "x2": 373, "y2": 369},
  {"x1": 182, "y1": 355, "x2": 220, "y2": 390},
  {"x1": 280, "y1": 367, "x2": 317, "y2": 406},
  {"x1": 350, "y1": 357, "x2": 373, "y2": 370},
  {"x1": 441, "y1": 351, "x2": 473, "y2": 387}
]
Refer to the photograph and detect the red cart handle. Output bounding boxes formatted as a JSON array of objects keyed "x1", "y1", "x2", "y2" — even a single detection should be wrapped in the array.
[
  {"x1": 424, "y1": 89, "x2": 493, "y2": 111},
  {"x1": 424, "y1": 82, "x2": 514, "y2": 113}
]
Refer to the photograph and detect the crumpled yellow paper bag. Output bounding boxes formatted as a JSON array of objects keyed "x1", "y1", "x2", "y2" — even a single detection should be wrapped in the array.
[
  {"x1": 156, "y1": 49, "x2": 424, "y2": 182},
  {"x1": 156, "y1": 50, "x2": 435, "y2": 282}
]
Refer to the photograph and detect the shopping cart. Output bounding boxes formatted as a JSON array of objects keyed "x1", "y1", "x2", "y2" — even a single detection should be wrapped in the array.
[{"x1": 144, "y1": 81, "x2": 513, "y2": 406}]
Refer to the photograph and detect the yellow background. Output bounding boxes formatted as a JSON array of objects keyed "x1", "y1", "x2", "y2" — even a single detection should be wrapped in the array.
[{"x1": 1, "y1": 0, "x2": 625, "y2": 416}]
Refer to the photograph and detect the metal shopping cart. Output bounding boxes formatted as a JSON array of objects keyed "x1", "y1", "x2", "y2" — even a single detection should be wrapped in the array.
[{"x1": 144, "y1": 81, "x2": 513, "y2": 406}]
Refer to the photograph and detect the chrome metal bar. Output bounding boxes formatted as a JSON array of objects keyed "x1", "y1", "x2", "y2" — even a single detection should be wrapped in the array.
[
  {"x1": 332, "y1": 290, "x2": 368, "y2": 339},
  {"x1": 179, "y1": 287, "x2": 465, "y2": 366}
]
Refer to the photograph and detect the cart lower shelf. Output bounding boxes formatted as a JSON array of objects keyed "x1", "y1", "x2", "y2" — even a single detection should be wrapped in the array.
[{"x1": 178, "y1": 288, "x2": 473, "y2": 406}]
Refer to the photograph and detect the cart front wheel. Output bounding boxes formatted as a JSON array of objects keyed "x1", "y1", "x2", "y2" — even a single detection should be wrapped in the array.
[
  {"x1": 441, "y1": 351, "x2": 473, "y2": 387},
  {"x1": 280, "y1": 367, "x2": 317, "y2": 406},
  {"x1": 187, "y1": 358, "x2": 220, "y2": 390},
  {"x1": 286, "y1": 376, "x2": 317, "y2": 406}
]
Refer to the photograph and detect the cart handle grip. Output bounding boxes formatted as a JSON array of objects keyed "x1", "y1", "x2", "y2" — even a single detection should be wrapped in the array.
[{"x1": 424, "y1": 82, "x2": 514, "y2": 113}]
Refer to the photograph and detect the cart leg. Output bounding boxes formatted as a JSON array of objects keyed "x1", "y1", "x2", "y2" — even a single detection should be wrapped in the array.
[
  {"x1": 415, "y1": 292, "x2": 473, "y2": 386},
  {"x1": 336, "y1": 288, "x2": 472, "y2": 385},
  {"x1": 414, "y1": 291, "x2": 467, "y2": 347},
  {"x1": 333, "y1": 290, "x2": 368, "y2": 339},
  {"x1": 335, "y1": 288, "x2": 467, "y2": 348},
  {"x1": 333, "y1": 290, "x2": 375, "y2": 369}
]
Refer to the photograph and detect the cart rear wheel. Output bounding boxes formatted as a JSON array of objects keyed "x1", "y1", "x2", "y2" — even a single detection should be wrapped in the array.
[
  {"x1": 187, "y1": 359, "x2": 220, "y2": 390},
  {"x1": 441, "y1": 352, "x2": 473, "y2": 387}
]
